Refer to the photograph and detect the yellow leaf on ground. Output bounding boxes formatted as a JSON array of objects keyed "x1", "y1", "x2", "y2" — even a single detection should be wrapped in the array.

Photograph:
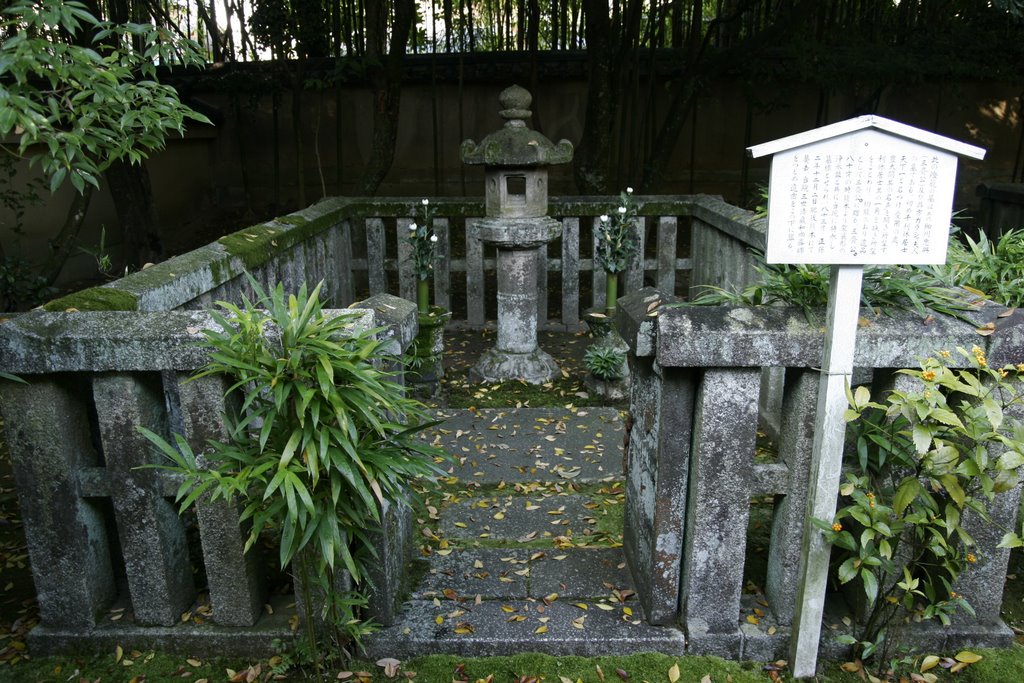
[
  {"x1": 668, "y1": 662, "x2": 680, "y2": 682},
  {"x1": 955, "y1": 651, "x2": 983, "y2": 664},
  {"x1": 920, "y1": 655, "x2": 940, "y2": 672}
]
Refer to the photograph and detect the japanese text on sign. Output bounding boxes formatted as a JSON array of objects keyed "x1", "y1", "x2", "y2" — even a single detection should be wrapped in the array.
[{"x1": 764, "y1": 130, "x2": 957, "y2": 265}]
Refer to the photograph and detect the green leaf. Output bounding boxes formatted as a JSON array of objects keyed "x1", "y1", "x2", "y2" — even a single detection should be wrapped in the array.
[
  {"x1": 997, "y1": 532, "x2": 1023, "y2": 549},
  {"x1": 279, "y1": 429, "x2": 302, "y2": 466},
  {"x1": 940, "y1": 474, "x2": 966, "y2": 507},
  {"x1": 930, "y1": 408, "x2": 965, "y2": 429},
  {"x1": 912, "y1": 423, "x2": 933, "y2": 454},
  {"x1": 893, "y1": 477, "x2": 920, "y2": 515},
  {"x1": 838, "y1": 557, "x2": 859, "y2": 584},
  {"x1": 861, "y1": 568, "x2": 879, "y2": 604},
  {"x1": 998, "y1": 451, "x2": 1024, "y2": 470}
]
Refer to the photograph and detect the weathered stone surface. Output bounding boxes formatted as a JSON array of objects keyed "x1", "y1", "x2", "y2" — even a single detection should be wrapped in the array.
[
  {"x1": 26, "y1": 595, "x2": 296, "y2": 657},
  {"x1": 352, "y1": 293, "x2": 419, "y2": 357},
  {"x1": 529, "y1": 548, "x2": 634, "y2": 599},
  {"x1": 615, "y1": 288, "x2": 674, "y2": 359},
  {"x1": 0, "y1": 377, "x2": 116, "y2": 628},
  {"x1": 93, "y1": 373, "x2": 196, "y2": 626},
  {"x1": 622, "y1": 356, "x2": 694, "y2": 626},
  {"x1": 654, "y1": 304, "x2": 1002, "y2": 369},
  {"x1": 430, "y1": 407, "x2": 623, "y2": 485},
  {"x1": 765, "y1": 368, "x2": 817, "y2": 626},
  {"x1": 439, "y1": 493, "x2": 597, "y2": 542},
  {"x1": 473, "y1": 217, "x2": 562, "y2": 248},
  {"x1": 471, "y1": 346, "x2": 560, "y2": 384},
  {"x1": 363, "y1": 599, "x2": 684, "y2": 659},
  {"x1": 0, "y1": 308, "x2": 375, "y2": 373},
  {"x1": 679, "y1": 368, "x2": 760, "y2": 639},
  {"x1": 416, "y1": 548, "x2": 534, "y2": 600},
  {"x1": 176, "y1": 373, "x2": 265, "y2": 627},
  {"x1": 365, "y1": 499, "x2": 415, "y2": 626}
]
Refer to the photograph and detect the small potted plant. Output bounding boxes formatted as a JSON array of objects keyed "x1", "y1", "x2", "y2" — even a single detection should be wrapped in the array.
[
  {"x1": 406, "y1": 198, "x2": 451, "y2": 397},
  {"x1": 583, "y1": 345, "x2": 629, "y2": 401},
  {"x1": 583, "y1": 187, "x2": 639, "y2": 396}
]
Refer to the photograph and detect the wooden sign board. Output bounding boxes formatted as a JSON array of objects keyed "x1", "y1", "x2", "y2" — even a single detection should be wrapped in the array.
[
  {"x1": 747, "y1": 115, "x2": 985, "y2": 680},
  {"x1": 749, "y1": 116, "x2": 986, "y2": 266}
]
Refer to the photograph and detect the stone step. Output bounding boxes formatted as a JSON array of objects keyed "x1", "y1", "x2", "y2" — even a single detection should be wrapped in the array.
[
  {"x1": 372, "y1": 406, "x2": 669, "y2": 658},
  {"x1": 364, "y1": 598, "x2": 685, "y2": 659},
  {"x1": 415, "y1": 547, "x2": 634, "y2": 602},
  {"x1": 429, "y1": 407, "x2": 624, "y2": 485},
  {"x1": 436, "y1": 488, "x2": 622, "y2": 546}
]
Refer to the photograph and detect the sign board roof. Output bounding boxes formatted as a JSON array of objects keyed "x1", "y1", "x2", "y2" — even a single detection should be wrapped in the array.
[
  {"x1": 749, "y1": 116, "x2": 986, "y2": 266},
  {"x1": 748, "y1": 115, "x2": 986, "y2": 160}
]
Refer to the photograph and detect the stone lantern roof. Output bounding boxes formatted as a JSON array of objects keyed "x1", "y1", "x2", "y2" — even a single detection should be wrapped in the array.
[{"x1": 460, "y1": 85, "x2": 573, "y2": 167}]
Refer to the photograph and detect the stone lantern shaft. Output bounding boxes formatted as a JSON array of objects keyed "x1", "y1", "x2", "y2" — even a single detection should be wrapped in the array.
[{"x1": 461, "y1": 85, "x2": 574, "y2": 384}]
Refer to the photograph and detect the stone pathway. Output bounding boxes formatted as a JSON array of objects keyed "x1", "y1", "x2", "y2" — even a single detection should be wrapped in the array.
[{"x1": 364, "y1": 407, "x2": 686, "y2": 658}]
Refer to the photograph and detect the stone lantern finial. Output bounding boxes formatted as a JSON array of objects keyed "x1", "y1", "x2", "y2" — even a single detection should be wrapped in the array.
[{"x1": 499, "y1": 85, "x2": 532, "y2": 128}]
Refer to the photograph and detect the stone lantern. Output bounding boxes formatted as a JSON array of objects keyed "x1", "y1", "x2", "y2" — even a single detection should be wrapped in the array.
[{"x1": 461, "y1": 85, "x2": 574, "y2": 384}]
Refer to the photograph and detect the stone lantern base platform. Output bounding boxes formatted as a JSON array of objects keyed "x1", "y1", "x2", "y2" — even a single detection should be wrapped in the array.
[{"x1": 470, "y1": 347, "x2": 560, "y2": 384}]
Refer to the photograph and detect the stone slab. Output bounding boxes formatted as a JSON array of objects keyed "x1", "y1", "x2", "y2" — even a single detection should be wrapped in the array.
[
  {"x1": 429, "y1": 407, "x2": 624, "y2": 485},
  {"x1": 528, "y1": 548, "x2": 634, "y2": 600},
  {"x1": 416, "y1": 548, "x2": 534, "y2": 600},
  {"x1": 438, "y1": 493, "x2": 604, "y2": 543},
  {"x1": 653, "y1": 303, "x2": 1002, "y2": 369},
  {"x1": 363, "y1": 599, "x2": 685, "y2": 659},
  {"x1": 26, "y1": 595, "x2": 296, "y2": 657}
]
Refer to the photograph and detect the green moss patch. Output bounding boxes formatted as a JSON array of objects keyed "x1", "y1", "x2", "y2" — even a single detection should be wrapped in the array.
[
  {"x1": 218, "y1": 209, "x2": 339, "y2": 270},
  {"x1": 42, "y1": 287, "x2": 138, "y2": 312}
]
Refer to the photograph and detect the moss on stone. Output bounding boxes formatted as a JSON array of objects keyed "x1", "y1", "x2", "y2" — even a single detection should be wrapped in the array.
[
  {"x1": 218, "y1": 209, "x2": 339, "y2": 270},
  {"x1": 42, "y1": 287, "x2": 139, "y2": 312}
]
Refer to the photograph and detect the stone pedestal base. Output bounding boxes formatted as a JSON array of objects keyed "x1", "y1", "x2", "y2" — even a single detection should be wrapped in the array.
[
  {"x1": 584, "y1": 374, "x2": 629, "y2": 401},
  {"x1": 470, "y1": 347, "x2": 560, "y2": 384}
]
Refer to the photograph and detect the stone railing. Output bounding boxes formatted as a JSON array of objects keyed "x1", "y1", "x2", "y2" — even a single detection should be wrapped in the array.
[
  {"x1": 0, "y1": 193, "x2": 762, "y2": 654},
  {"x1": 28, "y1": 194, "x2": 759, "y2": 325},
  {"x1": 0, "y1": 289, "x2": 420, "y2": 654},
  {"x1": 616, "y1": 288, "x2": 1024, "y2": 660}
]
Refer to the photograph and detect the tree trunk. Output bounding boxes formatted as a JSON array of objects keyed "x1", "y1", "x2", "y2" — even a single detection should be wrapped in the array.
[
  {"x1": 43, "y1": 185, "x2": 95, "y2": 285},
  {"x1": 105, "y1": 160, "x2": 162, "y2": 268},
  {"x1": 359, "y1": 0, "x2": 416, "y2": 196},
  {"x1": 573, "y1": 0, "x2": 614, "y2": 193}
]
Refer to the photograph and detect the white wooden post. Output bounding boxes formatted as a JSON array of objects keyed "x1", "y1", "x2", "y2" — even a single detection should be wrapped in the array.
[
  {"x1": 748, "y1": 115, "x2": 985, "y2": 679},
  {"x1": 790, "y1": 264, "x2": 862, "y2": 675}
]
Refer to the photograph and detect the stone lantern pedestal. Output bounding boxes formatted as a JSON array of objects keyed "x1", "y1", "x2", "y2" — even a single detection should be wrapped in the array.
[
  {"x1": 470, "y1": 217, "x2": 561, "y2": 383},
  {"x1": 461, "y1": 84, "x2": 574, "y2": 384}
]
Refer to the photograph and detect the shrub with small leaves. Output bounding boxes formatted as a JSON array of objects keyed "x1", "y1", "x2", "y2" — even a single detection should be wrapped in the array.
[{"x1": 814, "y1": 349, "x2": 1024, "y2": 667}]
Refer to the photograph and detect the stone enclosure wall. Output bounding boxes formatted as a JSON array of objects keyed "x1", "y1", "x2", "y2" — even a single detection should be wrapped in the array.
[
  {"x1": 5, "y1": 191, "x2": 1020, "y2": 659},
  {"x1": 616, "y1": 288, "x2": 1024, "y2": 660},
  {"x1": 0, "y1": 193, "x2": 746, "y2": 653}
]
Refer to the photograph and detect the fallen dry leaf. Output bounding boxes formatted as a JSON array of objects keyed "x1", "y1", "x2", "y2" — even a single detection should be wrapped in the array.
[{"x1": 376, "y1": 657, "x2": 401, "y2": 678}]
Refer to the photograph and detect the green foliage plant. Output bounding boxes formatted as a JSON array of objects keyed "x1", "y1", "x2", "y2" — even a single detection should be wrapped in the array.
[
  {"x1": 584, "y1": 345, "x2": 626, "y2": 381},
  {"x1": 0, "y1": 256, "x2": 54, "y2": 310},
  {"x1": 814, "y1": 348, "x2": 1024, "y2": 669},
  {"x1": 595, "y1": 187, "x2": 641, "y2": 316},
  {"x1": 140, "y1": 277, "x2": 445, "y2": 667},
  {"x1": 406, "y1": 198, "x2": 438, "y2": 315},
  {"x1": 0, "y1": 0, "x2": 211, "y2": 194},
  {"x1": 945, "y1": 228, "x2": 1024, "y2": 308},
  {"x1": 689, "y1": 254, "x2": 976, "y2": 323}
]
